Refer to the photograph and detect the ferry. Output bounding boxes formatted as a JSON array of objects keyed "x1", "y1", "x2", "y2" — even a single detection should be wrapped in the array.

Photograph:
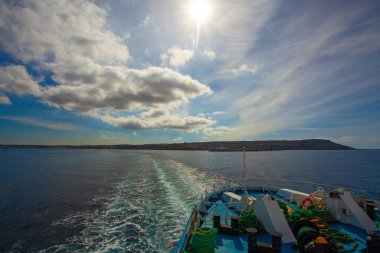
[{"x1": 173, "y1": 149, "x2": 380, "y2": 253}]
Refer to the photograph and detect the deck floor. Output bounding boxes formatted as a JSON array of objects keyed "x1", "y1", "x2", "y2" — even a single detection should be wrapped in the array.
[{"x1": 198, "y1": 189, "x2": 370, "y2": 253}]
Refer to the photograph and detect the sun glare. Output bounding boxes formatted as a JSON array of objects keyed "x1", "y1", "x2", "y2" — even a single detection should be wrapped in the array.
[{"x1": 190, "y1": 0, "x2": 212, "y2": 23}]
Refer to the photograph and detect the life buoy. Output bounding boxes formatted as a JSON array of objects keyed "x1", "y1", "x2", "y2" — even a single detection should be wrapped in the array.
[{"x1": 301, "y1": 197, "x2": 314, "y2": 207}]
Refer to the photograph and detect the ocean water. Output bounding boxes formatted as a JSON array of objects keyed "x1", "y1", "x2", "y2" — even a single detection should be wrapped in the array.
[{"x1": 0, "y1": 148, "x2": 379, "y2": 252}]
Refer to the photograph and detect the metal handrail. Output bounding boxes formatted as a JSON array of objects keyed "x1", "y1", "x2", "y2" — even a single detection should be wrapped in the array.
[
  {"x1": 174, "y1": 180, "x2": 379, "y2": 252},
  {"x1": 229, "y1": 176, "x2": 380, "y2": 197}
]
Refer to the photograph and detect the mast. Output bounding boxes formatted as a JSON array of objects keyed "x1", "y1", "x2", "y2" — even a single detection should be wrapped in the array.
[
  {"x1": 243, "y1": 146, "x2": 247, "y2": 192},
  {"x1": 241, "y1": 146, "x2": 249, "y2": 211}
]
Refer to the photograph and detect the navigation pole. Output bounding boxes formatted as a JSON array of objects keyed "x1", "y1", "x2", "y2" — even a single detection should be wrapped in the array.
[
  {"x1": 241, "y1": 146, "x2": 250, "y2": 210},
  {"x1": 243, "y1": 146, "x2": 247, "y2": 192}
]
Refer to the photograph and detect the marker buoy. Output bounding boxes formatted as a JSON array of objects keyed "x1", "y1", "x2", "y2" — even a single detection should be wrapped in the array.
[{"x1": 301, "y1": 197, "x2": 314, "y2": 207}]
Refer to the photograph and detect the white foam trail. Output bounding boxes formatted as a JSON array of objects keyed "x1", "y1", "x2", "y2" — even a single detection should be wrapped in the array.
[{"x1": 39, "y1": 153, "x2": 226, "y2": 252}]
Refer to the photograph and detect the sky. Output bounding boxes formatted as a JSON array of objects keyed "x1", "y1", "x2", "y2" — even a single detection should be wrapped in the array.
[{"x1": 0, "y1": 0, "x2": 380, "y2": 148}]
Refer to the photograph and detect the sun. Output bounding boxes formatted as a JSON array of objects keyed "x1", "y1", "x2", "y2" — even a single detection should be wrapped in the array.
[{"x1": 189, "y1": 0, "x2": 212, "y2": 23}]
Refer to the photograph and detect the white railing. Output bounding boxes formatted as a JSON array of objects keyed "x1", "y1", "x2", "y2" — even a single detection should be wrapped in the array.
[
  {"x1": 174, "y1": 178, "x2": 379, "y2": 252},
  {"x1": 218, "y1": 176, "x2": 380, "y2": 199}
]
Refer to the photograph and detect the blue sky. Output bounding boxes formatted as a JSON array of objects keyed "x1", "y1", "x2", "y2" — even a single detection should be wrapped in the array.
[{"x1": 0, "y1": 0, "x2": 380, "y2": 148}]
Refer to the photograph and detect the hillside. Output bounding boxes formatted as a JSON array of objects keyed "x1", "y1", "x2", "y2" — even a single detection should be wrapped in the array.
[{"x1": 0, "y1": 139, "x2": 354, "y2": 151}]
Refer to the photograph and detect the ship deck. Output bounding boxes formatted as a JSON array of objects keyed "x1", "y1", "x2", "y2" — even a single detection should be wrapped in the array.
[{"x1": 195, "y1": 188, "x2": 372, "y2": 253}]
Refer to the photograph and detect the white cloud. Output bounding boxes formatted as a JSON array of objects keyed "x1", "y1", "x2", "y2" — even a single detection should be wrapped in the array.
[
  {"x1": 92, "y1": 111, "x2": 214, "y2": 132},
  {"x1": 160, "y1": 47, "x2": 216, "y2": 68},
  {"x1": 0, "y1": 65, "x2": 41, "y2": 104},
  {"x1": 0, "y1": 1, "x2": 215, "y2": 132},
  {"x1": 332, "y1": 136, "x2": 359, "y2": 144},
  {"x1": 212, "y1": 2, "x2": 380, "y2": 141},
  {"x1": 202, "y1": 49, "x2": 216, "y2": 60},
  {"x1": 161, "y1": 47, "x2": 194, "y2": 67},
  {"x1": 211, "y1": 111, "x2": 224, "y2": 115},
  {"x1": 42, "y1": 66, "x2": 212, "y2": 112},
  {"x1": 41, "y1": 66, "x2": 213, "y2": 131},
  {"x1": 0, "y1": 95, "x2": 11, "y2": 105},
  {"x1": 100, "y1": 134, "x2": 118, "y2": 141},
  {"x1": 173, "y1": 136, "x2": 184, "y2": 143},
  {"x1": 206, "y1": 64, "x2": 257, "y2": 82},
  {"x1": 142, "y1": 14, "x2": 153, "y2": 26},
  {"x1": 0, "y1": 116, "x2": 79, "y2": 131},
  {"x1": 230, "y1": 64, "x2": 257, "y2": 75},
  {"x1": 0, "y1": 1, "x2": 130, "y2": 65},
  {"x1": 203, "y1": 126, "x2": 233, "y2": 139}
]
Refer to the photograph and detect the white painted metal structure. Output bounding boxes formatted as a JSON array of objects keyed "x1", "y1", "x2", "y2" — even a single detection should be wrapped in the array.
[
  {"x1": 277, "y1": 188, "x2": 310, "y2": 204},
  {"x1": 221, "y1": 191, "x2": 255, "y2": 211},
  {"x1": 253, "y1": 194, "x2": 297, "y2": 244},
  {"x1": 325, "y1": 189, "x2": 377, "y2": 233}
]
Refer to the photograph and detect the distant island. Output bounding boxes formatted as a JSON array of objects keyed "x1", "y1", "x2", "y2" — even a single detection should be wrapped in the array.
[{"x1": 0, "y1": 139, "x2": 354, "y2": 151}]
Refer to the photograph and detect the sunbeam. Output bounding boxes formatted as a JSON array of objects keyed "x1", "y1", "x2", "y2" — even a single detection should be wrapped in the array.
[{"x1": 189, "y1": 0, "x2": 212, "y2": 48}]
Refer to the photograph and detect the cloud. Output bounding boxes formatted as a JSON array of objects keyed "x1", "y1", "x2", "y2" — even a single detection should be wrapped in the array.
[
  {"x1": 0, "y1": 65, "x2": 41, "y2": 104},
  {"x1": 212, "y1": 1, "x2": 380, "y2": 140},
  {"x1": 161, "y1": 47, "x2": 194, "y2": 67},
  {"x1": 100, "y1": 134, "x2": 118, "y2": 141},
  {"x1": 203, "y1": 126, "x2": 233, "y2": 139},
  {"x1": 42, "y1": 66, "x2": 212, "y2": 112},
  {"x1": 0, "y1": 0, "x2": 215, "y2": 132},
  {"x1": 0, "y1": 95, "x2": 11, "y2": 105},
  {"x1": 142, "y1": 14, "x2": 154, "y2": 26},
  {"x1": 206, "y1": 64, "x2": 257, "y2": 82},
  {"x1": 202, "y1": 49, "x2": 216, "y2": 60},
  {"x1": 141, "y1": 109, "x2": 168, "y2": 118},
  {"x1": 332, "y1": 136, "x2": 359, "y2": 144},
  {"x1": 206, "y1": 64, "x2": 258, "y2": 81},
  {"x1": 0, "y1": 1, "x2": 130, "y2": 65},
  {"x1": 160, "y1": 47, "x2": 216, "y2": 69},
  {"x1": 92, "y1": 111, "x2": 214, "y2": 132},
  {"x1": 173, "y1": 136, "x2": 184, "y2": 143},
  {"x1": 0, "y1": 116, "x2": 79, "y2": 131},
  {"x1": 229, "y1": 64, "x2": 257, "y2": 75},
  {"x1": 308, "y1": 122, "x2": 380, "y2": 148},
  {"x1": 211, "y1": 111, "x2": 224, "y2": 115}
]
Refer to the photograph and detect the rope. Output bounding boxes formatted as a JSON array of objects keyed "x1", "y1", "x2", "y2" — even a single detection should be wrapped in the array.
[
  {"x1": 297, "y1": 226, "x2": 318, "y2": 239},
  {"x1": 277, "y1": 200, "x2": 289, "y2": 218},
  {"x1": 319, "y1": 227, "x2": 362, "y2": 252},
  {"x1": 309, "y1": 204, "x2": 335, "y2": 223},
  {"x1": 239, "y1": 210, "x2": 262, "y2": 231},
  {"x1": 189, "y1": 227, "x2": 218, "y2": 253}
]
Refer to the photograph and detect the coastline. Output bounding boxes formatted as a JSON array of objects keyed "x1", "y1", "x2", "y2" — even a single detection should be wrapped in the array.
[{"x1": 0, "y1": 139, "x2": 354, "y2": 151}]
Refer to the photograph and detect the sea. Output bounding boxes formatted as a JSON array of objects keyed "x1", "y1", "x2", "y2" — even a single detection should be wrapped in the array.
[{"x1": 0, "y1": 148, "x2": 379, "y2": 253}]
